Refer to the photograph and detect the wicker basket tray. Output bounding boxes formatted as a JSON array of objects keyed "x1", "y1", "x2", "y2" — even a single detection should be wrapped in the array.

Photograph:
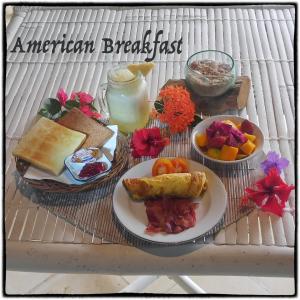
[{"x1": 15, "y1": 133, "x2": 129, "y2": 193}]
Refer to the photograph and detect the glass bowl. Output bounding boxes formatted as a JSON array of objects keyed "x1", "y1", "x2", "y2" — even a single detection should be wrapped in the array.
[{"x1": 185, "y1": 50, "x2": 236, "y2": 97}]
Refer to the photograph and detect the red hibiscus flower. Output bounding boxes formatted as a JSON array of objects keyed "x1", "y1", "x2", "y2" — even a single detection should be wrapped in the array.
[
  {"x1": 57, "y1": 88, "x2": 68, "y2": 106},
  {"x1": 130, "y1": 127, "x2": 170, "y2": 158},
  {"x1": 242, "y1": 168, "x2": 294, "y2": 217}
]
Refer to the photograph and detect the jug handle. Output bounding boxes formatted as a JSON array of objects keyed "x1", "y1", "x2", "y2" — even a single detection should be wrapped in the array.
[{"x1": 96, "y1": 83, "x2": 109, "y2": 125}]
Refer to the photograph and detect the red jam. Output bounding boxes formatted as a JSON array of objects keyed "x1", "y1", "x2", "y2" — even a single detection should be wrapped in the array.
[{"x1": 79, "y1": 162, "x2": 107, "y2": 178}]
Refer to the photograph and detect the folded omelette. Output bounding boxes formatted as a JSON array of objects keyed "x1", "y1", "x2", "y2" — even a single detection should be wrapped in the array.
[
  {"x1": 13, "y1": 117, "x2": 86, "y2": 175},
  {"x1": 123, "y1": 172, "x2": 207, "y2": 201}
]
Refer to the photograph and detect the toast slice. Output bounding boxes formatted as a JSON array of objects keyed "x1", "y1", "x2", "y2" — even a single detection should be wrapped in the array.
[
  {"x1": 13, "y1": 117, "x2": 86, "y2": 175},
  {"x1": 57, "y1": 108, "x2": 113, "y2": 148}
]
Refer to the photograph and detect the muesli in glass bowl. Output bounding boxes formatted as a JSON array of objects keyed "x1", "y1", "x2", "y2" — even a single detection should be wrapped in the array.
[{"x1": 185, "y1": 50, "x2": 236, "y2": 97}]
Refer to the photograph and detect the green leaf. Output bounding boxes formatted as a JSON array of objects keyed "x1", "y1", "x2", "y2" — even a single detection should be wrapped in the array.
[
  {"x1": 45, "y1": 98, "x2": 61, "y2": 115},
  {"x1": 154, "y1": 100, "x2": 164, "y2": 113},
  {"x1": 38, "y1": 108, "x2": 51, "y2": 119},
  {"x1": 52, "y1": 110, "x2": 67, "y2": 121},
  {"x1": 65, "y1": 100, "x2": 80, "y2": 110},
  {"x1": 190, "y1": 113, "x2": 203, "y2": 128},
  {"x1": 60, "y1": 110, "x2": 68, "y2": 118}
]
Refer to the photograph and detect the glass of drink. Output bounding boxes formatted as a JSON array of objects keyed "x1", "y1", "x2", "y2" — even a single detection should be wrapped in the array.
[{"x1": 98, "y1": 65, "x2": 150, "y2": 134}]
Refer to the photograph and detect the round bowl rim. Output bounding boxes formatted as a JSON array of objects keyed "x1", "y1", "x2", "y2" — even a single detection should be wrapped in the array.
[
  {"x1": 191, "y1": 115, "x2": 264, "y2": 165},
  {"x1": 186, "y1": 50, "x2": 235, "y2": 75}
]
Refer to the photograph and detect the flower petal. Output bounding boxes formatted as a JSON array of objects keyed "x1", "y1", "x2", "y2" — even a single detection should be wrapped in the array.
[
  {"x1": 163, "y1": 137, "x2": 170, "y2": 146},
  {"x1": 261, "y1": 195, "x2": 284, "y2": 217},
  {"x1": 273, "y1": 184, "x2": 295, "y2": 203},
  {"x1": 260, "y1": 160, "x2": 273, "y2": 175},
  {"x1": 80, "y1": 105, "x2": 93, "y2": 117},
  {"x1": 261, "y1": 151, "x2": 289, "y2": 175},
  {"x1": 241, "y1": 195, "x2": 249, "y2": 206},
  {"x1": 130, "y1": 128, "x2": 169, "y2": 158},
  {"x1": 56, "y1": 88, "x2": 68, "y2": 106},
  {"x1": 77, "y1": 92, "x2": 94, "y2": 104},
  {"x1": 91, "y1": 111, "x2": 102, "y2": 119},
  {"x1": 256, "y1": 168, "x2": 284, "y2": 189},
  {"x1": 267, "y1": 151, "x2": 280, "y2": 162},
  {"x1": 70, "y1": 92, "x2": 77, "y2": 100},
  {"x1": 245, "y1": 189, "x2": 268, "y2": 206},
  {"x1": 277, "y1": 158, "x2": 289, "y2": 170}
]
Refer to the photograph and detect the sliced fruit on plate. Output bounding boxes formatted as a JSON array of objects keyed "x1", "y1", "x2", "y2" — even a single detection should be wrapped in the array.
[
  {"x1": 171, "y1": 158, "x2": 189, "y2": 173},
  {"x1": 152, "y1": 158, "x2": 175, "y2": 176},
  {"x1": 127, "y1": 62, "x2": 155, "y2": 77}
]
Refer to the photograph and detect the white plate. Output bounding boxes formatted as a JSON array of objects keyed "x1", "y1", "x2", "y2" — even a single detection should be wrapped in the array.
[{"x1": 113, "y1": 159, "x2": 227, "y2": 244}]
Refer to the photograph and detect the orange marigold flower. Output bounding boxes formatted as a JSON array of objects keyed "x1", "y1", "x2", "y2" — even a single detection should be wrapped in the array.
[{"x1": 154, "y1": 85, "x2": 195, "y2": 134}]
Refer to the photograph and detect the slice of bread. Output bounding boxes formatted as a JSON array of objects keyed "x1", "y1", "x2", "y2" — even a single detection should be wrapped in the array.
[
  {"x1": 13, "y1": 117, "x2": 86, "y2": 175},
  {"x1": 57, "y1": 108, "x2": 113, "y2": 148}
]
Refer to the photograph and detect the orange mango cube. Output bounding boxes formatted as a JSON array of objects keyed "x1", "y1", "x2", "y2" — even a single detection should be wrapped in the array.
[
  {"x1": 219, "y1": 145, "x2": 239, "y2": 161},
  {"x1": 207, "y1": 148, "x2": 221, "y2": 159},
  {"x1": 244, "y1": 133, "x2": 256, "y2": 142},
  {"x1": 196, "y1": 133, "x2": 208, "y2": 147},
  {"x1": 240, "y1": 140, "x2": 256, "y2": 155},
  {"x1": 222, "y1": 120, "x2": 238, "y2": 129}
]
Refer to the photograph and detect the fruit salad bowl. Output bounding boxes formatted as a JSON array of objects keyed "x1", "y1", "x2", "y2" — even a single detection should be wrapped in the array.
[{"x1": 191, "y1": 115, "x2": 264, "y2": 164}]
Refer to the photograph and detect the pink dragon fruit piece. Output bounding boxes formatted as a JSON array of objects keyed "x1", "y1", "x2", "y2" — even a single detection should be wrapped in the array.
[
  {"x1": 241, "y1": 120, "x2": 254, "y2": 134},
  {"x1": 231, "y1": 127, "x2": 247, "y2": 144},
  {"x1": 206, "y1": 121, "x2": 232, "y2": 138},
  {"x1": 207, "y1": 135, "x2": 228, "y2": 148},
  {"x1": 227, "y1": 133, "x2": 240, "y2": 147}
]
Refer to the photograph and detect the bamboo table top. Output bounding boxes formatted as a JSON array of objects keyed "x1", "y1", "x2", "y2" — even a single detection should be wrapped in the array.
[{"x1": 5, "y1": 5, "x2": 295, "y2": 275}]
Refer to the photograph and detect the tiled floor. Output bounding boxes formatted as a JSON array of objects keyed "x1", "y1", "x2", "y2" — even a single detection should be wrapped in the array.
[{"x1": 5, "y1": 271, "x2": 295, "y2": 295}]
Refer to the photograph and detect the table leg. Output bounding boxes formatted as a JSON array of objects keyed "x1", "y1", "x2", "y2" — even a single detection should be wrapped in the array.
[
  {"x1": 120, "y1": 275, "x2": 206, "y2": 294},
  {"x1": 168, "y1": 276, "x2": 206, "y2": 294}
]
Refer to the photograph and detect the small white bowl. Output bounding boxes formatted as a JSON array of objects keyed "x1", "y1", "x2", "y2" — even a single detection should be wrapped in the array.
[{"x1": 191, "y1": 115, "x2": 264, "y2": 164}]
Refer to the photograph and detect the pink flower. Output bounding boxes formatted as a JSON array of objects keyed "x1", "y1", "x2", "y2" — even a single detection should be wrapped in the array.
[
  {"x1": 80, "y1": 105, "x2": 102, "y2": 119},
  {"x1": 57, "y1": 88, "x2": 68, "y2": 106},
  {"x1": 77, "y1": 92, "x2": 94, "y2": 104},
  {"x1": 91, "y1": 111, "x2": 102, "y2": 119},
  {"x1": 70, "y1": 92, "x2": 77, "y2": 100},
  {"x1": 80, "y1": 105, "x2": 94, "y2": 117},
  {"x1": 130, "y1": 127, "x2": 170, "y2": 158}
]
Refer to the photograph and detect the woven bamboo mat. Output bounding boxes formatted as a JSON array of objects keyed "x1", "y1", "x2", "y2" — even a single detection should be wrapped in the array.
[
  {"x1": 16, "y1": 120, "x2": 260, "y2": 247},
  {"x1": 6, "y1": 5, "x2": 295, "y2": 247}
]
